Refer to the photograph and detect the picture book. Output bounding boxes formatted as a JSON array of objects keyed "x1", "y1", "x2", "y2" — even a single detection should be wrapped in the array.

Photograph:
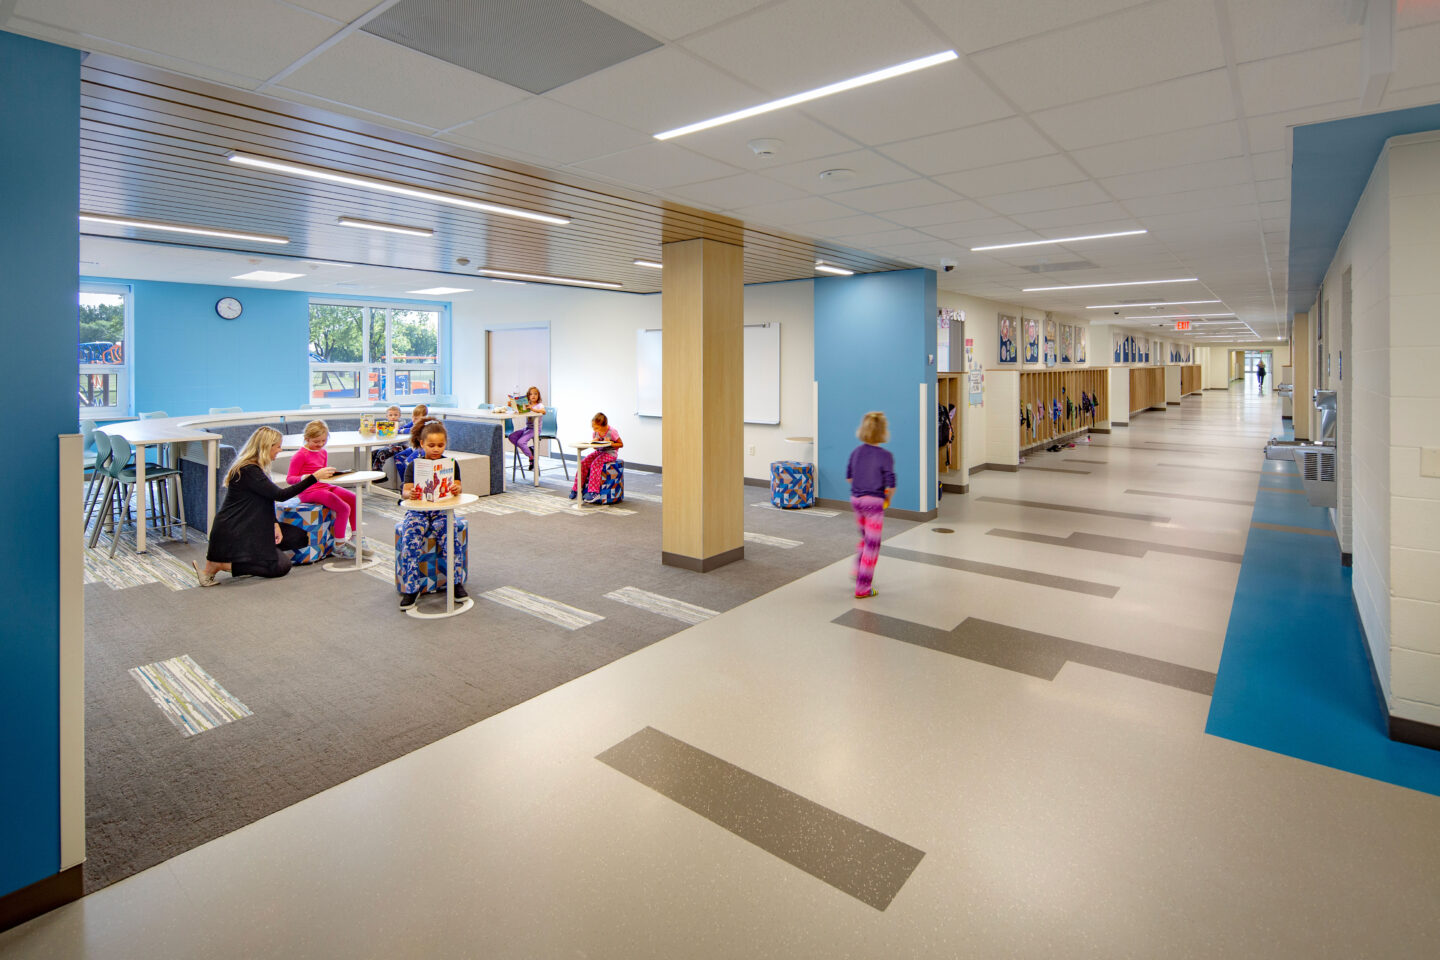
[
  {"x1": 412, "y1": 457, "x2": 456, "y2": 502},
  {"x1": 376, "y1": 419, "x2": 397, "y2": 439},
  {"x1": 360, "y1": 414, "x2": 375, "y2": 436}
]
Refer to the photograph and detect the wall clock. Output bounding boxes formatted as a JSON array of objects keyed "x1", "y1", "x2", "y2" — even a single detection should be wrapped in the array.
[{"x1": 216, "y1": 297, "x2": 243, "y2": 320}]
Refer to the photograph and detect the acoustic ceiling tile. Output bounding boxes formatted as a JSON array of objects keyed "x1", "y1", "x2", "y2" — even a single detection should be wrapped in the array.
[
  {"x1": 571, "y1": 141, "x2": 743, "y2": 189},
  {"x1": 442, "y1": 98, "x2": 651, "y2": 164},
  {"x1": 676, "y1": 113, "x2": 861, "y2": 172},
  {"x1": 1100, "y1": 156, "x2": 1253, "y2": 200},
  {"x1": 582, "y1": 0, "x2": 772, "y2": 41},
  {"x1": 907, "y1": 0, "x2": 1149, "y2": 54},
  {"x1": 662, "y1": 172, "x2": 807, "y2": 210},
  {"x1": 1244, "y1": 101, "x2": 1361, "y2": 154},
  {"x1": 1009, "y1": 203, "x2": 1135, "y2": 230},
  {"x1": 982, "y1": 181, "x2": 1111, "y2": 216},
  {"x1": 934, "y1": 154, "x2": 1089, "y2": 199},
  {"x1": 825, "y1": 178, "x2": 962, "y2": 213},
  {"x1": 732, "y1": 196, "x2": 856, "y2": 226},
  {"x1": 1392, "y1": 22, "x2": 1440, "y2": 91},
  {"x1": 1029, "y1": 69, "x2": 1236, "y2": 151},
  {"x1": 1225, "y1": 0, "x2": 1360, "y2": 63},
  {"x1": 1069, "y1": 122, "x2": 1244, "y2": 179},
  {"x1": 923, "y1": 217, "x2": 1031, "y2": 241},
  {"x1": 878, "y1": 117, "x2": 1055, "y2": 176},
  {"x1": 884, "y1": 199, "x2": 995, "y2": 228},
  {"x1": 761, "y1": 149, "x2": 917, "y2": 195},
  {"x1": 288, "y1": 0, "x2": 378, "y2": 20},
  {"x1": 798, "y1": 59, "x2": 1013, "y2": 146},
  {"x1": 791, "y1": 213, "x2": 898, "y2": 237},
  {"x1": 1237, "y1": 42, "x2": 1363, "y2": 117}
]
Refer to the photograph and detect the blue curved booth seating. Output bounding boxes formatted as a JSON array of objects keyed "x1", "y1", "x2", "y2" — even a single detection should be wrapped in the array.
[{"x1": 179, "y1": 414, "x2": 503, "y2": 532}]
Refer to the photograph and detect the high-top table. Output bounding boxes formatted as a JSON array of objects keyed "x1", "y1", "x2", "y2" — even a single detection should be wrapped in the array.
[
  {"x1": 318, "y1": 470, "x2": 385, "y2": 573},
  {"x1": 402, "y1": 493, "x2": 478, "y2": 619},
  {"x1": 473, "y1": 409, "x2": 544, "y2": 487},
  {"x1": 282, "y1": 431, "x2": 405, "y2": 471},
  {"x1": 96, "y1": 421, "x2": 221, "y2": 553}
]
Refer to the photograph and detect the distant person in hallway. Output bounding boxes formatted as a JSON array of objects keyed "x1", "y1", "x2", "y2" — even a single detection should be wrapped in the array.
[
  {"x1": 847, "y1": 412, "x2": 895, "y2": 600},
  {"x1": 1257, "y1": 359, "x2": 1267, "y2": 392},
  {"x1": 506, "y1": 386, "x2": 547, "y2": 471},
  {"x1": 193, "y1": 427, "x2": 335, "y2": 586},
  {"x1": 570, "y1": 412, "x2": 622, "y2": 502}
]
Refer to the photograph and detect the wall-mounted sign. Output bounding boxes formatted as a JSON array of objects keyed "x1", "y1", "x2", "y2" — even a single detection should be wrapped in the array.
[{"x1": 1174, "y1": 320, "x2": 1191, "y2": 331}]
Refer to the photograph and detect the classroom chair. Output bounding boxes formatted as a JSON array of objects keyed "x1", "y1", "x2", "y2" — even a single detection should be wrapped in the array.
[
  {"x1": 537, "y1": 407, "x2": 566, "y2": 480},
  {"x1": 275, "y1": 499, "x2": 336, "y2": 564},
  {"x1": 88, "y1": 434, "x2": 186, "y2": 556}
]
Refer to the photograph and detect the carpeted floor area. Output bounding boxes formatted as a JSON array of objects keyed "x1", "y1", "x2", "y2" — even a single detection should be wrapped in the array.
[{"x1": 82, "y1": 462, "x2": 917, "y2": 892}]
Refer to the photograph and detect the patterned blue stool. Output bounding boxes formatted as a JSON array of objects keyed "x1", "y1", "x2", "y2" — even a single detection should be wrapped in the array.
[
  {"x1": 770, "y1": 460, "x2": 815, "y2": 509},
  {"x1": 591, "y1": 460, "x2": 624, "y2": 505},
  {"x1": 276, "y1": 499, "x2": 336, "y2": 564},
  {"x1": 393, "y1": 518, "x2": 469, "y2": 594}
]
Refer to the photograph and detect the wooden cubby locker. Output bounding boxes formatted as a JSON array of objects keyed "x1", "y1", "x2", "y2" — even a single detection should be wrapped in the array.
[
  {"x1": 937, "y1": 372, "x2": 962, "y2": 476},
  {"x1": 1180, "y1": 364, "x2": 1201, "y2": 396},
  {"x1": 1128, "y1": 366, "x2": 1166, "y2": 415},
  {"x1": 1019, "y1": 368, "x2": 1108, "y2": 452}
]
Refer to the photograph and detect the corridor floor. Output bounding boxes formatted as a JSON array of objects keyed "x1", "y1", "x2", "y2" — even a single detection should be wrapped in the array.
[{"x1": 3, "y1": 384, "x2": 1438, "y2": 959}]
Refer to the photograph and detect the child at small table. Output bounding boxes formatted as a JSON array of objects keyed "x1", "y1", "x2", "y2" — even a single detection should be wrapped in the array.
[
  {"x1": 506, "y1": 386, "x2": 546, "y2": 470},
  {"x1": 570, "y1": 411, "x2": 622, "y2": 502},
  {"x1": 396, "y1": 420, "x2": 467, "y2": 610},
  {"x1": 370, "y1": 404, "x2": 405, "y2": 474},
  {"x1": 288, "y1": 420, "x2": 362, "y2": 553},
  {"x1": 846, "y1": 411, "x2": 895, "y2": 599}
]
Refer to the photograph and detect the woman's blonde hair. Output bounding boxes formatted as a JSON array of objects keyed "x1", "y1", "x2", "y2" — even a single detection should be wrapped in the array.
[
  {"x1": 227, "y1": 426, "x2": 283, "y2": 485},
  {"x1": 857, "y1": 411, "x2": 889, "y2": 444},
  {"x1": 303, "y1": 419, "x2": 328, "y2": 441}
]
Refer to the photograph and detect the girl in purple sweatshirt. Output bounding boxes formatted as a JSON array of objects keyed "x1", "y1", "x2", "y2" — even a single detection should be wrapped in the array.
[{"x1": 846, "y1": 412, "x2": 896, "y2": 598}]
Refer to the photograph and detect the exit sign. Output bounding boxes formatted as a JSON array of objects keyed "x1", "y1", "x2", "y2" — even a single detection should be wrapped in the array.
[{"x1": 1174, "y1": 320, "x2": 1191, "y2": 331}]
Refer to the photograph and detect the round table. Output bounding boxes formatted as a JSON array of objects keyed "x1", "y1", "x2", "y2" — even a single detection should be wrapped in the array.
[
  {"x1": 400, "y1": 492, "x2": 478, "y2": 619},
  {"x1": 316, "y1": 470, "x2": 385, "y2": 573},
  {"x1": 282, "y1": 431, "x2": 404, "y2": 471},
  {"x1": 568, "y1": 441, "x2": 613, "y2": 508}
]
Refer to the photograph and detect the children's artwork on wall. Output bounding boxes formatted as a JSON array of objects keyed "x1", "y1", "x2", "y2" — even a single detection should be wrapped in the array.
[
  {"x1": 1113, "y1": 330, "x2": 1126, "y2": 363},
  {"x1": 1183, "y1": 343, "x2": 1192, "y2": 362},
  {"x1": 1076, "y1": 327, "x2": 1087, "y2": 363},
  {"x1": 1044, "y1": 317, "x2": 1058, "y2": 365},
  {"x1": 997, "y1": 314, "x2": 1017, "y2": 364},
  {"x1": 1060, "y1": 324, "x2": 1073, "y2": 363},
  {"x1": 1023, "y1": 317, "x2": 1040, "y2": 364},
  {"x1": 1141, "y1": 338, "x2": 1150, "y2": 364}
]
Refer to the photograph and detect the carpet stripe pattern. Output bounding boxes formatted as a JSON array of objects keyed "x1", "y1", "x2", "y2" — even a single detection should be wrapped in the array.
[
  {"x1": 84, "y1": 532, "x2": 199, "y2": 592},
  {"x1": 128, "y1": 655, "x2": 252, "y2": 737},
  {"x1": 744, "y1": 531, "x2": 803, "y2": 549},
  {"x1": 483, "y1": 585, "x2": 605, "y2": 630},
  {"x1": 604, "y1": 586, "x2": 718, "y2": 625},
  {"x1": 750, "y1": 502, "x2": 841, "y2": 518}
]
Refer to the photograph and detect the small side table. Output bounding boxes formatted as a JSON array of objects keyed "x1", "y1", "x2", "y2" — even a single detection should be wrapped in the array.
[
  {"x1": 320, "y1": 470, "x2": 385, "y2": 573},
  {"x1": 569, "y1": 440, "x2": 613, "y2": 509},
  {"x1": 401, "y1": 492, "x2": 478, "y2": 619}
]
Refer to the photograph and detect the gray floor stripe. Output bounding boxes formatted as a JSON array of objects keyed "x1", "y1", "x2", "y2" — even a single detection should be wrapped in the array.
[
  {"x1": 1125, "y1": 489, "x2": 1254, "y2": 506},
  {"x1": 743, "y1": 531, "x2": 803, "y2": 548},
  {"x1": 833, "y1": 610, "x2": 1216, "y2": 695},
  {"x1": 1155, "y1": 462, "x2": 1261, "y2": 474},
  {"x1": 482, "y1": 586, "x2": 604, "y2": 630},
  {"x1": 1019, "y1": 465, "x2": 1092, "y2": 475},
  {"x1": 976, "y1": 495, "x2": 1169, "y2": 523},
  {"x1": 884, "y1": 546, "x2": 1119, "y2": 597},
  {"x1": 751, "y1": 502, "x2": 841, "y2": 518},
  {"x1": 597, "y1": 727, "x2": 925, "y2": 911},
  {"x1": 986, "y1": 528, "x2": 1243, "y2": 564},
  {"x1": 604, "y1": 586, "x2": 718, "y2": 625},
  {"x1": 1065, "y1": 459, "x2": 1108, "y2": 465},
  {"x1": 1252, "y1": 522, "x2": 1334, "y2": 537}
]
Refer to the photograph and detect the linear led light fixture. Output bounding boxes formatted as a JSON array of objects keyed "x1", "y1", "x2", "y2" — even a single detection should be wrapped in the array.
[
  {"x1": 232, "y1": 270, "x2": 304, "y2": 282},
  {"x1": 408, "y1": 287, "x2": 471, "y2": 295},
  {"x1": 80, "y1": 212, "x2": 290, "y2": 245},
  {"x1": 1086, "y1": 299, "x2": 1220, "y2": 309},
  {"x1": 1023, "y1": 277, "x2": 1198, "y2": 292},
  {"x1": 1122, "y1": 312, "x2": 1236, "y2": 320},
  {"x1": 654, "y1": 50, "x2": 958, "y2": 140},
  {"x1": 478, "y1": 268, "x2": 621, "y2": 290},
  {"x1": 338, "y1": 216, "x2": 433, "y2": 238},
  {"x1": 633, "y1": 259, "x2": 663, "y2": 269},
  {"x1": 971, "y1": 229, "x2": 1147, "y2": 252},
  {"x1": 227, "y1": 152, "x2": 570, "y2": 225},
  {"x1": 815, "y1": 261, "x2": 854, "y2": 276}
]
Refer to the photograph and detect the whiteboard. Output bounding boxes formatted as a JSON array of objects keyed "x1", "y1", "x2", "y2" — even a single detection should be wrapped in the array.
[{"x1": 635, "y1": 324, "x2": 780, "y2": 424}]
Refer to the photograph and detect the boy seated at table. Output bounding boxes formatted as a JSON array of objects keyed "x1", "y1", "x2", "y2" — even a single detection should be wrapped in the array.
[
  {"x1": 371, "y1": 404, "x2": 406, "y2": 477},
  {"x1": 395, "y1": 420, "x2": 466, "y2": 610}
]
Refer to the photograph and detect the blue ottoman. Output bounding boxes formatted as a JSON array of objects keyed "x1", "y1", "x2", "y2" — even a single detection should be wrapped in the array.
[
  {"x1": 393, "y1": 519, "x2": 469, "y2": 594},
  {"x1": 276, "y1": 499, "x2": 336, "y2": 564},
  {"x1": 770, "y1": 460, "x2": 815, "y2": 509},
  {"x1": 591, "y1": 460, "x2": 624, "y2": 504}
]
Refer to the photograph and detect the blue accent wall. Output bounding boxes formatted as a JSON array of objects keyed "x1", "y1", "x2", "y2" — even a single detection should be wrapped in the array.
[
  {"x1": 0, "y1": 30, "x2": 79, "y2": 898},
  {"x1": 814, "y1": 269, "x2": 937, "y2": 514}
]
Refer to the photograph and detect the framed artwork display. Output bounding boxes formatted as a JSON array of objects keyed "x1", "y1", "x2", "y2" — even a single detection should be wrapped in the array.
[
  {"x1": 998, "y1": 314, "x2": 1017, "y2": 364},
  {"x1": 1060, "y1": 324, "x2": 1073, "y2": 364},
  {"x1": 1024, "y1": 317, "x2": 1040, "y2": 364},
  {"x1": 1044, "y1": 318, "x2": 1057, "y2": 365},
  {"x1": 1076, "y1": 327, "x2": 1087, "y2": 363}
]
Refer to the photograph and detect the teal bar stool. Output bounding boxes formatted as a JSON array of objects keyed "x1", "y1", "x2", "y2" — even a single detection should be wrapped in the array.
[
  {"x1": 89, "y1": 434, "x2": 186, "y2": 556},
  {"x1": 537, "y1": 407, "x2": 566, "y2": 480}
]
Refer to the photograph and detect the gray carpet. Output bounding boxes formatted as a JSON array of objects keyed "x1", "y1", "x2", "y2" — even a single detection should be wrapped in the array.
[{"x1": 83, "y1": 465, "x2": 917, "y2": 892}]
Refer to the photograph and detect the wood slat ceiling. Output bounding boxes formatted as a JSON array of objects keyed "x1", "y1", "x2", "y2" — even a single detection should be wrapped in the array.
[{"x1": 78, "y1": 54, "x2": 913, "y2": 293}]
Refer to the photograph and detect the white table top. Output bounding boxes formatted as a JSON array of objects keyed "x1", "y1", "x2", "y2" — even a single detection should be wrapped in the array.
[
  {"x1": 282, "y1": 431, "x2": 405, "y2": 450},
  {"x1": 98, "y1": 421, "x2": 218, "y2": 444},
  {"x1": 401, "y1": 493, "x2": 479, "y2": 512},
  {"x1": 317, "y1": 469, "x2": 386, "y2": 486},
  {"x1": 571, "y1": 440, "x2": 613, "y2": 450}
]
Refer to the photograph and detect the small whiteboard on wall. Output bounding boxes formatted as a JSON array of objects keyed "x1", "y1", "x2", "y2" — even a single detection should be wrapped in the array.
[{"x1": 635, "y1": 324, "x2": 781, "y2": 424}]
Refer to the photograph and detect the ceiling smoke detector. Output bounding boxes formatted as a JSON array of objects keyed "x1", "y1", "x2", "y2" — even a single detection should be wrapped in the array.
[
  {"x1": 455, "y1": 256, "x2": 470, "y2": 266},
  {"x1": 748, "y1": 138, "x2": 783, "y2": 158},
  {"x1": 818, "y1": 168, "x2": 856, "y2": 182}
]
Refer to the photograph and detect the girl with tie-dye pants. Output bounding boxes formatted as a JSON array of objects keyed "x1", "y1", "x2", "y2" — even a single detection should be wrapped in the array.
[{"x1": 846, "y1": 412, "x2": 896, "y2": 599}]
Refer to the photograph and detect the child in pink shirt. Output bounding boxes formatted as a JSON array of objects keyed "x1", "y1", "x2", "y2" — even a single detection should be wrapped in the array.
[{"x1": 287, "y1": 420, "x2": 362, "y2": 554}]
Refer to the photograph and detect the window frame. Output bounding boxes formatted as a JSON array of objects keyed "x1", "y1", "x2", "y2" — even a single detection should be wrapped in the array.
[
  {"x1": 78, "y1": 281, "x2": 133, "y2": 418},
  {"x1": 307, "y1": 298, "x2": 446, "y2": 406}
]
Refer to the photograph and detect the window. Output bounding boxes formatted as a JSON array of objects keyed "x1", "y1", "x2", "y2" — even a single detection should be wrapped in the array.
[
  {"x1": 78, "y1": 283, "x2": 131, "y2": 417},
  {"x1": 308, "y1": 301, "x2": 443, "y2": 404}
]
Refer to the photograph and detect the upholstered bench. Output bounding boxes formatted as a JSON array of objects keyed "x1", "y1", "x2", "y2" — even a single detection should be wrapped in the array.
[{"x1": 769, "y1": 460, "x2": 815, "y2": 509}]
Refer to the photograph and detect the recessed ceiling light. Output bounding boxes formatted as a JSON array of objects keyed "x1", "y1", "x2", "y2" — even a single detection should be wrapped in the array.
[
  {"x1": 408, "y1": 287, "x2": 471, "y2": 295},
  {"x1": 478, "y1": 269, "x2": 621, "y2": 290},
  {"x1": 815, "y1": 261, "x2": 854, "y2": 276},
  {"x1": 970, "y1": 229, "x2": 1147, "y2": 252},
  {"x1": 1086, "y1": 300, "x2": 1221, "y2": 309},
  {"x1": 818, "y1": 168, "x2": 856, "y2": 182},
  {"x1": 338, "y1": 216, "x2": 433, "y2": 237},
  {"x1": 1023, "y1": 278, "x2": 1198, "y2": 292},
  {"x1": 80, "y1": 212, "x2": 289, "y2": 245},
  {"x1": 227, "y1": 152, "x2": 570, "y2": 225},
  {"x1": 232, "y1": 270, "x2": 304, "y2": 282},
  {"x1": 633, "y1": 259, "x2": 663, "y2": 269},
  {"x1": 654, "y1": 50, "x2": 958, "y2": 140},
  {"x1": 1122, "y1": 312, "x2": 1236, "y2": 320}
]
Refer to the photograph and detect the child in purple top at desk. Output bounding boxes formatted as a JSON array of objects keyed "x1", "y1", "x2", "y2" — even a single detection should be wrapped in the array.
[{"x1": 846, "y1": 411, "x2": 895, "y2": 599}]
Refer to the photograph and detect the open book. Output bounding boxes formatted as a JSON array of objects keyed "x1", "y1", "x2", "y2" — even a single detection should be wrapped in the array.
[{"x1": 412, "y1": 457, "x2": 456, "y2": 502}]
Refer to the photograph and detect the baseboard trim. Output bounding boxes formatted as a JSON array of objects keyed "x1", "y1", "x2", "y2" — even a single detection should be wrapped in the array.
[
  {"x1": 1113, "y1": 420, "x2": 1129, "y2": 427},
  {"x1": 1390, "y1": 715, "x2": 1440, "y2": 752},
  {"x1": 1166, "y1": 401, "x2": 1181, "y2": 405},
  {"x1": 815, "y1": 497, "x2": 937, "y2": 522},
  {"x1": 1341, "y1": 551, "x2": 1353, "y2": 567},
  {"x1": 1089, "y1": 426, "x2": 1112, "y2": 434},
  {"x1": 662, "y1": 546, "x2": 745, "y2": 572},
  {"x1": 743, "y1": 476, "x2": 768, "y2": 488},
  {"x1": 940, "y1": 481, "x2": 968, "y2": 494},
  {"x1": 554, "y1": 451, "x2": 661, "y2": 474},
  {"x1": 0, "y1": 864, "x2": 82, "y2": 933},
  {"x1": 970, "y1": 463, "x2": 1019, "y2": 474},
  {"x1": 1282, "y1": 415, "x2": 1293, "y2": 420}
]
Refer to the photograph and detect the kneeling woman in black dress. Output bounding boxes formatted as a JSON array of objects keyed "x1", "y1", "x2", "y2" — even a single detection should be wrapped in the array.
[{"x1": 194, "y1": 426, "x2": 336, "y2": 586}]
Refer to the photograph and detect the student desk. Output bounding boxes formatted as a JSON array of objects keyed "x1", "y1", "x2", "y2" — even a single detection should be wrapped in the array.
[
  {"x1": 402, "y1": 493, "x2": 478, "y2": 619},
  {"x1": 319, "y1": 469, "x2": 385, "y2": 573},
  {"x1": 472, "y1": 409, "x2": 544, "y2": 487}
]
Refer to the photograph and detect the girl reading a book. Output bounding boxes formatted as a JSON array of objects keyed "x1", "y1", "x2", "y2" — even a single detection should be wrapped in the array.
[
  {"x1": 193, "y1": 427, "x2": 335, "y2": 586},
  {"x1": 288, "y1": 420, "x2": 364, "y2": 557},
  {"x1": 505, "y1": 386, "x2": 546, "y2": 471},
  {"x1": 570, "y1": 411, "x2": 622, "y2": 503},
  {"x1": 395, "y1": 420, "x2": 467, "y2": 610}
]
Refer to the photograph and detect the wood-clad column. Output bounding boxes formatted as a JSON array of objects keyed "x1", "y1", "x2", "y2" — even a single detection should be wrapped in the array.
[{"x1": 661, "y1": 238, "x2": 744, "y2": 571}]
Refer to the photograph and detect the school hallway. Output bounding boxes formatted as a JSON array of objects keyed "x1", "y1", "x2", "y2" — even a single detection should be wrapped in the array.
[{"x1": 2, "y1": 381, "x2": 1438, "y2": 959}]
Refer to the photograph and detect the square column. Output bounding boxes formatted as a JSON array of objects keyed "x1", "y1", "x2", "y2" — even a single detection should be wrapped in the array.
[{"x1": 661, "y1": 238, "x2": 744, "y2": 571}]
